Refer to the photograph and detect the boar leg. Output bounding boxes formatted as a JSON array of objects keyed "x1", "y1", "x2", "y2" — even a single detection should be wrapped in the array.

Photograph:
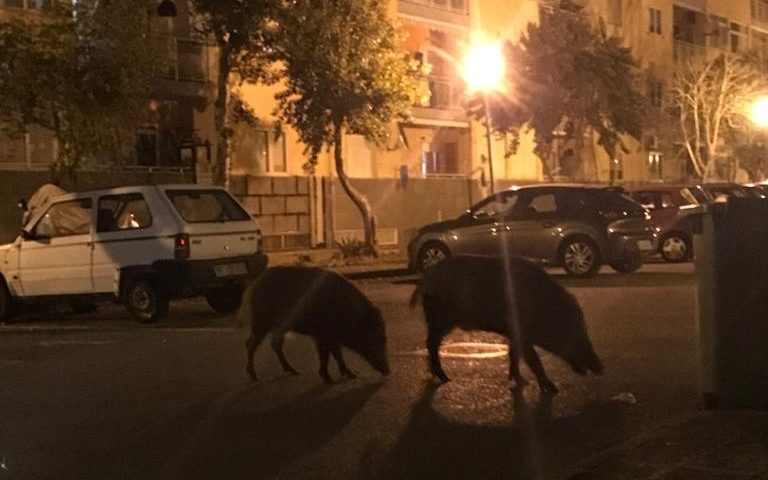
[
  {"x1": 330, "y1": 344, "x2": 356, "y2": 379},
  {"x1": 271, "y1": 333, "x2": 300, "y2": 375},
  {"x1": 522, "y1": 344, "x2": 558, "y2": 395},
  {"x1": 316, "y1": 341, "x2": 334, "y2": 384},
  {"x1": 507, "y1": 345, "x2": 529, "y2": 389},
  {"x1": 246, "y1": 331, "x2": 268, "y2": 381},
  {"x1": 427, "y1": 328, "x2": 451, "y2": 382}
]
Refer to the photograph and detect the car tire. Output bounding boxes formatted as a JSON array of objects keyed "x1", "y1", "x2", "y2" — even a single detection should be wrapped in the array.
[
  {"x1": 559, "y1": 237, "x2": 601, "y2": 278},
  {"x1": 660, "y1": 233, "x2": 692, "y2": 263},
  {"x1": 609, "y1": 257, "x2": 644, "y2": 274},
  {"x1": 124, "y1": 280, "x2": 169, "y2": 324},
  {"x1": 205, "y1": 287, "x2": 244, "y2": 314},
  {"x1": 0, "y1": 280, "x2": 16, "y2": 323},
  {"x1": 417, "y1": 242, "x2": 451, "y2": 272}
]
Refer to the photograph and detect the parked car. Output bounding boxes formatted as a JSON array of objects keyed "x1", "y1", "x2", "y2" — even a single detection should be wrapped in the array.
[
  {"x1": 407, "y1": 184, "x2": 657, "y2": 278},
  {"x1": 701, "y1": 183, "x2": 761, "y2": 202},
  {"x1": 0, "y1": 185, "x2": 268, "y2": 323},
  {"x1": 624, "y1": 184, "x2": 708, "y2": 263}
]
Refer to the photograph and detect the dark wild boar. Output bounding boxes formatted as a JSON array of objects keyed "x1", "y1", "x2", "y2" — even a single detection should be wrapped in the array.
[
  {"x1": 410, "y1": 255, "x2": 603, "y2": 394},
  {"x1": 242, "y1": 266, "x2": 390, "y2": 383}
]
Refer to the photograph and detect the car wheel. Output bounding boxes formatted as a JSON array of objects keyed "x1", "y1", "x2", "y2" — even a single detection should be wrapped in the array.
[
  {"x1": 660, "y1": 233, "x2": 691, "y2": 263},
  {"x1": 609, "y1": 256, "x2": 644, "y2": 274},
  {"x1": 0, "y1": 280, "x2": 16, "y2": 323},
  {"x1": 124, "y1": 280, "x2": 169, "y2": 324},
  {"x1": 417, "y1": 242, "x2": 450, "y2": 272},
  {"x1": 205, "y1": 287, "x2": 243, "y2": 314},
  {"x1": 559, "y1": 237, "x2": 601, "y2": 278}
]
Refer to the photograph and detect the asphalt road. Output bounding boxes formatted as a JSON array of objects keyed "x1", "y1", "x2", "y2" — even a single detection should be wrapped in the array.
[{"x1": 0, "y1": 263, "x2": 697, "y2": 480}]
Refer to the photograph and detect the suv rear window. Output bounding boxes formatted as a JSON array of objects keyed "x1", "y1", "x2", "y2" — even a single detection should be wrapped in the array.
[{"x1": 166, "y1": 190, "x2": 251, "y2": 223}]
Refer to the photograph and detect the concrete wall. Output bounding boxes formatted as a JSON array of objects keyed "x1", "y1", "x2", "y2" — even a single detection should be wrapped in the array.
[{"x1": 0, "y1": 169, "x2": 193, "y2": 244}]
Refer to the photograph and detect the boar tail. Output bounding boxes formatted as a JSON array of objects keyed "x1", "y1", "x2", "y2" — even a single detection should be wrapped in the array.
[{"x1": 408, "y1": 284, "x2": 422, "y2": 309}]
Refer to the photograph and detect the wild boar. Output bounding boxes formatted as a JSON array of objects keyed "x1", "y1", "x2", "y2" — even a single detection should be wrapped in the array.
[
  {"x1": 410, "y1": 255, "x2": 603, "y2": 394},
  {"x1": 242, "y1": 266, "x2": 390, "y2": 383}
]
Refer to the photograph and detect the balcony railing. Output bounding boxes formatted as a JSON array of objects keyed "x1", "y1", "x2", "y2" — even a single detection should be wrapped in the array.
[
  {"x1": 400, "y1": 0, "x2": 467, "y2": 15},
  {"x1": 753, "y1": 0, "x2": 768, "y2": 26},
  {"x1": 674, "y1": 40, "x2": 706, "y2": 65},
  {"x1": 157, "y1": 36, "x2": 209, "y2": 83}
]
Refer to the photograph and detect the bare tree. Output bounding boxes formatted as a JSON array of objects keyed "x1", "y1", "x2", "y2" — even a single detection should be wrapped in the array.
[{"x1": 672, "y1": 53, "x2": 765, "y2": 181}]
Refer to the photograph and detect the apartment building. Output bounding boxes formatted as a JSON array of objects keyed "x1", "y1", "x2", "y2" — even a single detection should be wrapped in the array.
[{"x1": 0, "y1": 0, "x2": 214, "y2": 175}]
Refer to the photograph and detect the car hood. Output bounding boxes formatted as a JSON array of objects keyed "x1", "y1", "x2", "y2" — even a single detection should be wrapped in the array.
[{"x1": 416, "y1": 215, "x2": 475, "y2": 235}]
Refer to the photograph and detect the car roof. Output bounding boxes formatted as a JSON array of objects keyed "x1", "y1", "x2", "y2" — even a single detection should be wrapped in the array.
[
  {"x1": 503, "y1": 183, "x2": 619, "y2": 191},
  {"x1": 58, "y1": 184, "x2": 225, "y2": 198}
]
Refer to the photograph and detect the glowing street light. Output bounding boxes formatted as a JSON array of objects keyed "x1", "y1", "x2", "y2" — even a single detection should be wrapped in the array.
[
  {"x1": 461, "y1": 41, "x2": 506, "y2": 93},
  {"x1": 461, "y1": 41, "x2": 505, "y2": 194},
  {"x1": 751, "y1": 96, "x2": 768, "y2": 128}
]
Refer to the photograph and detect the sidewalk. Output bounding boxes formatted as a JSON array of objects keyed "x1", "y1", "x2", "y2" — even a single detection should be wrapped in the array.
[
  {"x1": 267, "y1": 247, "x2": 412, "y2": 280},
  {"x1": 567, "y1": 410, "x2": 768, "y2": 479}
]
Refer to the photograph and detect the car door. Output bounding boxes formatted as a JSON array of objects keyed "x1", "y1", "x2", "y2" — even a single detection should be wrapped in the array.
[
  {"x1": 455, "y1": 191, "x2": 521, "y2": 256},
  {"x1": 18, "y1": 198, "x2": 94, "y2": 296},
  {"x1": 92, "y1": 193, "x2": 159, "y2": 294},
  {"x1": 503, "y1": 189, "x2": 565, "y2": 263}
]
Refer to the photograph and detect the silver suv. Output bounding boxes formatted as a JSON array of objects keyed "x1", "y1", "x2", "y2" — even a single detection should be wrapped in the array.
[{"x1": 407, "y1": 185, "x2": 656, "y2": 277}]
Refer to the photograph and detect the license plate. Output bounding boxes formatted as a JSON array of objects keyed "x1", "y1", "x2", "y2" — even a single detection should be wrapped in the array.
[
  {"x1": 637, "y1": 240, "x2": 654, "y2": 251},
  {"x1": 214, "y1": 262, "x2": 248, "y2": 277}
]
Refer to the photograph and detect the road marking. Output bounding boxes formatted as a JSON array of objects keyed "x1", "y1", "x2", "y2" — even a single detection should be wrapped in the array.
[
  {"x1": 38, "y1": 340, "x2": 117, "y2": 347},
  {"x1": 399, "y1": 341, "x2": 508, "y2": 359}
]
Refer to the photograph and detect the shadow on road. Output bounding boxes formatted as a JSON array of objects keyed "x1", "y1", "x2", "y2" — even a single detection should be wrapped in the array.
[
  {"x1": 170, "y1": 382, "x2": 383, "y2": 480},
  {"x1": 367, "y1": 382, "x2": 624, "y2": 480},
  {"x1": 393, "y1": 271, "x2": 694, "y2": 289}
]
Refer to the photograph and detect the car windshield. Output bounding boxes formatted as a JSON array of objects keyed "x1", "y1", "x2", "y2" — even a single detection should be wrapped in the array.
[{"x1": 166, "y1": 189, "x2": 251, "y2": 223}]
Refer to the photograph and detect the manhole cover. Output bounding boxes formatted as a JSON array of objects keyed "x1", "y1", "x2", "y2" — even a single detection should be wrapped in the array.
[{"x1": 400, "y1": 342, "x2": 508, "y2": 359}]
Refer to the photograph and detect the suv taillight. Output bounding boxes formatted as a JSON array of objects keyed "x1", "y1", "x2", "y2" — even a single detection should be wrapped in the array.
[{"x1": 175, "y1": 233, "x2": 190, "y2": 259}]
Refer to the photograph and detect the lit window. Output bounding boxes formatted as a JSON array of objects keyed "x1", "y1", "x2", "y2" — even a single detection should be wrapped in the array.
[{"x1": 648, "y1": 152, "x2": 663, "y2": 180}]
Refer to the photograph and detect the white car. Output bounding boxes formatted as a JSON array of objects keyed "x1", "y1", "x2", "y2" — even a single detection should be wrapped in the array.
[{"x1": 0, "y1": 185, "x2": 268, "y2": 323}]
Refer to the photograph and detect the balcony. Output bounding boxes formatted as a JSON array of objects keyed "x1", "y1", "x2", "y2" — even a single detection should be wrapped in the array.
[
  {"x1": 397, "y1": 0, "x2": 469, "y2": 27},
  {"x1": 753, "y1": 0, "x2": 768, "y2": 27},
  {"x1": 674, "y1": 40, "x2": 706, "y2": 65}
]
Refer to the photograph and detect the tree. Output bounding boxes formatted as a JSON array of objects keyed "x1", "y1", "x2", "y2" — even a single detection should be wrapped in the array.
[
  {"x1": 0, "y1": 2, "x2": 161, "y2": 185},
  {"x1": 190, "y1": 0, "x2": 282, "y2": 186},
  {"x1": 477, "y1": 2, "x2": 646, "y2": 180},
  {"x1": 273, "y1": 0, "x2": 421, "y2": 252},
  {"x1": 671, "y1": 52, "x2": 765, "y2": 181}
]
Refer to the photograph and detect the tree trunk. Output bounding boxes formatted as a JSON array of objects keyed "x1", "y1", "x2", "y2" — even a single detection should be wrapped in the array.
[
  {"x1": 213, "y1": 44, "x2": 232, "y2": 187},
  {"x1": 333, "y1": 121, "x2": 376, "y2": 255}
]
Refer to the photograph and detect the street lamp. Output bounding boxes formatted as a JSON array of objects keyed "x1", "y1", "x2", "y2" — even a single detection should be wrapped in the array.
[
  {"x1": 462, "y1": 40, "x2": 505, "y2": 194},
  {"x1": 751, "y1": 96, "x2": 768, "y2": 128}
]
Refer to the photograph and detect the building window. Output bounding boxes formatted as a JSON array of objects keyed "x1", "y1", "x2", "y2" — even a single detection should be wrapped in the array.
[
  {"x1": 607, "y1": 0, "x2": 622, "y2": 27},
  {"x1": 648, "y1": 152, "x2": 663, "y2": 180},
  {"x1": 648, "y1": 80, "x2": 664, "y2": 108},
  {"x1": 730, "y1": 22, "x2": 746, "y2": 53},
  {"x1": 649, "y1": 8, "x2": 662, "y2": 34},
  {"x1": 422, "y1": 142, "x2": 459, "y2": 175}
]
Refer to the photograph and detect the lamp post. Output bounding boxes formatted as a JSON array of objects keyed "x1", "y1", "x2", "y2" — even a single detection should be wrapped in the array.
[{"x1": 461, "y1": 41, "x2": 505, "y2": 194}]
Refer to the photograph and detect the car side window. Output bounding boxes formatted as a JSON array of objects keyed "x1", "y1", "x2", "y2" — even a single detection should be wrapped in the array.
[
  {"x1": 631, "y1": 191, "x2": 656, "y2": 210},
  {"x1": 472, "y1": 192, "x2": 519, "y2": 218},
  {"x1": 659, "y1": 192, "x2": 675, "y2": 208},
  {"x1": 33, "y1": 199, "x2": 92, "y2": 238},
  {"x1": 528, "y1": 194, "x2": 557, "y2": 214},
  {"x1": 97, "y1": 194, "x2": 153, "y2": 232}
]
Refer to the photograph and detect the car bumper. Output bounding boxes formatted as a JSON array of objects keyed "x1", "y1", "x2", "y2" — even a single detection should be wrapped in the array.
[
  {"x1": 155, "y1": 253, "x2": 269, "y2": 297},
  {"x1": 607, "y1": 234, "x2": 657, "y2": 261}
]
